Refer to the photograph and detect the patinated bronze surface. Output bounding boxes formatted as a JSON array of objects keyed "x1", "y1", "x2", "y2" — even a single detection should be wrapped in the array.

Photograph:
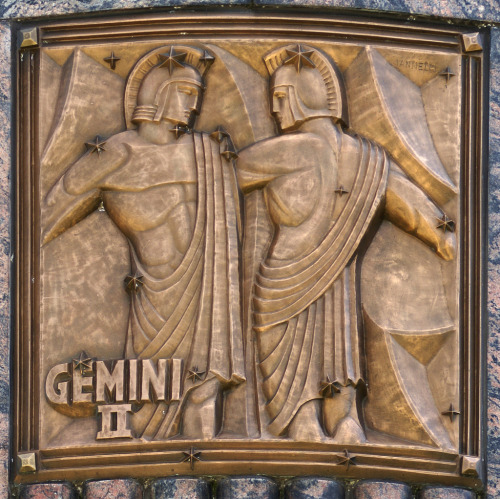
[{"x1": 14, "y1": 12, "x2": 487, "y2": 489}]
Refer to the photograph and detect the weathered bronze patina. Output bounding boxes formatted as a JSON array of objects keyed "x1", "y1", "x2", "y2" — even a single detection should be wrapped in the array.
[{"x1": 14, "y1": 12, "x2": 487, "y2": 489}]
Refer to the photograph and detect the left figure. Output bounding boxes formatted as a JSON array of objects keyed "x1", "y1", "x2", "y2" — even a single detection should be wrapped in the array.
[{"x1": 42, "y1": 45, "x2": 245, "y2": 440}]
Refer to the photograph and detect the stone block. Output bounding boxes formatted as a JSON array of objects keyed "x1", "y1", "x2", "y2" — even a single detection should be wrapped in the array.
[
  {"x1": 148, "y1": 477, "x2": 210, "y2": 498},
  {"x1": 20, "y1": 482, "x2": 76, "y2": 499},
  {"x1": 419, "y1": 486, "x2": 476, "y2": 498},
  {"x1": 285, "y1": 477, "x2": 344, "y2": 498},
  {"x1": 84, "y1": 478, "x2": 143, "y2": 498},
  {"x1": 216, "y1": 477, "x2": 279, "y2": 499},
  {"x1": 354, "y1": 480, "x2": 412, "y2": 499}
]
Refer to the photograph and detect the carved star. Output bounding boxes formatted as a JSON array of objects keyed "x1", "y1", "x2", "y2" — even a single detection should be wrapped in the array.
[
  {"x1": 158, "y1": 47, "x2": 187, "y2": 74},
  {"x1": 210, "y1": 126, "x2": 229, "y2": 143},
  {"x1": 170, "y1": 125, "x2": 190, "y2": 139},
  {"x1": 436, "y1": 214, "x2": 455, "y2": 233},
  {"x1": 441, "y1": 403, "x2": 461, "y2": 423},
  {"x1": 124, "y1": 273, "x2": 144, "y2": 293},
  {"x1": 103, "y1": 52, "x2": 120, "y2": 70},
  {"x1": 73, "y1": 351, "x2": 93, "y2": 375},
  {"x1": 319, "y1": 375, "x2": 341, "y2": 398},
  {"x1": 335, "y1": 186, "x2": 349, "y2": 197},
  {"x1": 336, "y1": 449, "x2": 356, "y2": 470},
  {"x1": 85, "y1": 135, "x2": 107, "y2": 156},
  {"x1": 439, "y1": 66, "x2": 455, "y2": 84},
  {"x1": 199, "y1": 50, "x2": 215, "y2": 66},
  {"x1": 182, "y1": 447, "x2": 201, "y2": 470},
  {"x1": 283, "y1": 45, "x2": 316, "y2": 73},
  {"x1": 221, "y1": 146, "x2": 238, "y2": 162},
  {"x1": 188, "y1": 367, "x2": 206, "y2": 383}
]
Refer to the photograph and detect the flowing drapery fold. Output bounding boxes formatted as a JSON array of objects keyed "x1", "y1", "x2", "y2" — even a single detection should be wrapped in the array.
[
  {"x1": 255, "y1": 137, "x2": 389, "y2": 435},
  {"x1": 126, "y1": 132, "x2": 244, "y2": 439}
]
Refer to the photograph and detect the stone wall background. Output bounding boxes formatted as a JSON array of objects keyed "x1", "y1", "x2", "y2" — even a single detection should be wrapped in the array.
[{"x1": 0, "y1": 1, "x2": 499, "y2": 497}]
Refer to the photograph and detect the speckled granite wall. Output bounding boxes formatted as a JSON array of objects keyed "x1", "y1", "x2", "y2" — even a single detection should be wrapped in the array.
[
  {"x1": 0, "y1": 16, "x2": 10, "y2": 499},
  {"x1": 0, "y1": 0, "x2": 499, "y2": 22},
  {"x1": 1, "y1": 1, "x2": 499, "y2": 498},
  {"x1": 487, "y1": 24, "x2": 500, "y2": 499}
]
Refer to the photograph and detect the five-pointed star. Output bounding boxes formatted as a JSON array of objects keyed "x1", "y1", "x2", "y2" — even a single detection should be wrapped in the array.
[
  {"x1": 319, "y1": 375, "x2": 341, "y2": 398},
  {"x1": 124, "y1": 273, "x2": 144, "y2": 293},
  {"x1": 103, "y1": 52, "x2": 121, "y2": 70},
  {"x1": 441, "y1": 403, "x2": 461, "y2": 423},
  {"x1": 336, "y1": 449, "x2": 356, "y2": 470},
  {"x1": 170, "y1": 125, "x2": 190, "y2": 139},
  {"x1": 439, "y1": 66, "x2": 455, "y2": 84},
  {"x1": 73, "y1": 351, "x2": 93, "y2": 375},
  {"x1": 436, "y1": 214, "x2": 455, "y2": 233},
  {"x1": 85, "y1": 135, "x2": 107, "y2": 156},
  {"x1": 182, "y1": 447, "x2": 202, "y2": 470},
  {"x1": 283, "y1": 45, "x2": 316, "y2": 73},
  {"x1": 199, "y1": 50, "x2": 215, "y2": 66},
  {"x1": 188, "y1": 367, "x2": 206, "y2": 383},
  {"x1": 210, "y1": 126, "x2": 229, "y2": 143},
  {"x1": 335, "y1": 185, "x2": 349, "y2": 197},
  {"x1": 158, "y1": 47, "x2": 187, "y2": 74}
]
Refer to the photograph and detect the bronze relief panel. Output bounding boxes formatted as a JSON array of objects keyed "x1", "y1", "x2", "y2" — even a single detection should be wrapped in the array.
[{"x1": 14, "y1": 13, "x2": 486, "y2": 488}]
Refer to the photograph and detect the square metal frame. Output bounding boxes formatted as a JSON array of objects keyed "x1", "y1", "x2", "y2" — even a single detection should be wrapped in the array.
[{"x1": 13, "y1": 10, "x2": 489, "y2": 489}]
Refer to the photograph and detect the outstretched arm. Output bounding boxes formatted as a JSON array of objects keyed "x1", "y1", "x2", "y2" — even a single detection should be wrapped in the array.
[
  {"x1": 42, "y1": 177, "x2": 101, "y2": 246},
  {"x1": 42, "y1": 136, "x2": 127, "y2": 245},
  {"x1": 236, "y1": 133, "x2": 329, "y2": 193},
  {"x1": 385, "y1": 165, "x2": 456, "y2": 261}
]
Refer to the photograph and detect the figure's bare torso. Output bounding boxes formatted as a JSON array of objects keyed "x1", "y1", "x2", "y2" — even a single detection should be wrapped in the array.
[{"x1": 98, "y1": 131, "x2": 197, "y2": 277}]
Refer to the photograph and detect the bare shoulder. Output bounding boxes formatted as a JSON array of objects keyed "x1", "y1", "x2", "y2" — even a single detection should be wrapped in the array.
[{"x1": 63, "y1": 130, "x2": 134, "y2": 194}]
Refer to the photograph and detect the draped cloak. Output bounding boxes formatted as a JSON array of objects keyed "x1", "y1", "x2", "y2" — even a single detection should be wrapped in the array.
[
  {"x1": 125, "y1": 132, "x2": 245, "y2": 439},
  {"x1": 253, "y1": 136, "x2": 389, "y2": 436}
]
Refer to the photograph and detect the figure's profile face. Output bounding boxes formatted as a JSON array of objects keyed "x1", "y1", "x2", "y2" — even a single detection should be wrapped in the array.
[
  {"x1": 271, "y1": 85, "x2": 298, "y2": 132},
  {"x1": 162, "y1": 81, "x2": 202, "y2": 127}
]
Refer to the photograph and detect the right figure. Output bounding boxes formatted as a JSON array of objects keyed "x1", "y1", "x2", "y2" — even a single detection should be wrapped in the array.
[{"x1": 235, "y1": 45, "x2": 456, "y2": 443}]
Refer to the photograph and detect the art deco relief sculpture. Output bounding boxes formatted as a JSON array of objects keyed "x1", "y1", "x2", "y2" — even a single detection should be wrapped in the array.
[
  {"x1": 42, "y1": 46, "x2": 245, "y2": 440},
  {"x1": 236, "y1": 45, "x2": 455, "y2": 443},
  {"x1": 39, "y1": 41, "x2": 459, "y2": 445},
  {"x1": 19, "y1": 17, "x2": 482, "y2": 483}
]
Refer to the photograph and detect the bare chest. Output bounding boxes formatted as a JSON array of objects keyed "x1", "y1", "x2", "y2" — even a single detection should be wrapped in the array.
[{"x1": 101, "y1": 140, "x2": 197, "y2": 192}]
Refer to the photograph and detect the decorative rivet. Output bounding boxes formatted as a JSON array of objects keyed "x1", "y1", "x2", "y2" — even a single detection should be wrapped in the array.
[
  {"x1": 462, "y1": 33, "x2": 483, "y2": 52},
  {"x1": 17, "y1": 452, "x2": 36, "y2": 473},
  {"x1": 19, "y1": 28, "x2": 38, "y2": 49},
  {"x1": 461, "y1": 454, "x2": 481, "y2": 477}
]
